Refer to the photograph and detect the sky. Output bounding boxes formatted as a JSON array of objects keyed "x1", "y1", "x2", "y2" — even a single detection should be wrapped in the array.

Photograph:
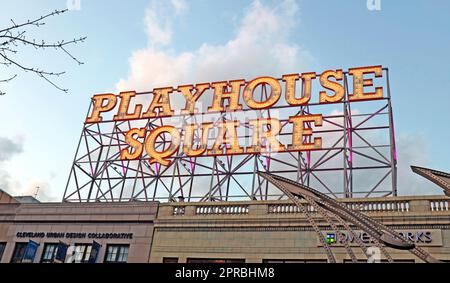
[{"x1": 0, "y1": 0, "x2": 449, "y2": 201}]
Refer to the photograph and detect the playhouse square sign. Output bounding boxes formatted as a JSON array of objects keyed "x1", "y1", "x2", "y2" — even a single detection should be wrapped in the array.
[{"x1": 86, "y1": 65, "x2": 384, "y2": 166}]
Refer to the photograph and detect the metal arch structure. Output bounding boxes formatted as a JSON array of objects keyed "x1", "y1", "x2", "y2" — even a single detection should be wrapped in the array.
[
  {"x1": 411, "y1": 166, "x2": 450, "y2": 197},
  {"x1": 258, "y1": 171, "x2": 440, "y2": 263},
  {"x1": 63, "y1": 68, "x2": 397, "y2": 202}
]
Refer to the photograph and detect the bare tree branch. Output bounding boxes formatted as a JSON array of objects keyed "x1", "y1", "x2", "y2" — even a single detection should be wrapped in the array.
[
  {"x1": 0, "y1": 52, "x2": 65, "y2": 76},
  {"x1": 0, "y1": 9, "x2": 67, "y2": 34},
  {"x1": 0, "y1": 74, "x2": 17, "y2": 83},
  {"x1": 1, "y1": 34, "x2": 86, "y2": 50},
  {"x1": 0, "y1": 8, "x2": 85, "y2": 95},
  {"x1": 0, "y1": 74, "x2": 17, "y2": 95}
]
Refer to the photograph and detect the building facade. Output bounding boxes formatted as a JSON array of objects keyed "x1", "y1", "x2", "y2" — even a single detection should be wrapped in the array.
[
  {"x1": 0, "y1": 188, "x2": 449, "y2": 263},
  {"x1": 151, "y1": 196, "x2": 450, "y2": 263},
  {"x1": 0, "y1": 191, "x2": 158, "y2": 263}
]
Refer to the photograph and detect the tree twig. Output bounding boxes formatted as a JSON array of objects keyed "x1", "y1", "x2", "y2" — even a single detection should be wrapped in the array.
[
  {"x1": 0, "y1": 8, "x2": 85, "y2": 95},
  {"x1": 0, "y1": 9, "x2": 68, "y2": 34}
]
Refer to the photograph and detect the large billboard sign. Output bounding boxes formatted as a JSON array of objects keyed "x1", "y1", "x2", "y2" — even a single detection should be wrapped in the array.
[{"x1": 64, "y1": 65, "x2": 397, "y2": 202}]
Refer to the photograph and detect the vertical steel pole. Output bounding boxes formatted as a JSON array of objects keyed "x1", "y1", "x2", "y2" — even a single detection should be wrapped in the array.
[
  {"x1": 343, "y1": 74, "x2": 349, "y2": 198},
  {"x1": 386, "y1": 68, "x2": 398, "y2": 196}
]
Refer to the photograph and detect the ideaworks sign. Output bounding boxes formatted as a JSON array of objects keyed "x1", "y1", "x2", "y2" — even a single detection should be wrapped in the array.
[{"x1": 318, "y1": 229, "x2": 443, "y2": 247}]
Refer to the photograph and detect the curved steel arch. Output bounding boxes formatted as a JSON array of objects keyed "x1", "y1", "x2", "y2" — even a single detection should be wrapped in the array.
[{"x1": 258, "y1": 171, "x2": 440, "y2": 263}]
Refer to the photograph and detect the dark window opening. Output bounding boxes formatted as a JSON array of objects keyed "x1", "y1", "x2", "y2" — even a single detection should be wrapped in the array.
[
  {"x1": 163, "y1": 257, "x2": 179, "y2": 263},
  {"x1": 73, "y1": 244, "x2": 92, "y2": 263},
  {"x1": 10, "y1": 242, "x2": 27, "y2": 263},
  {"x1": 40, "y1": 243, "x2": 58, "y2": 263},
  {"x1": 104, "y1": 245, "x2": 129, "y2": 263},
  {"x1": 0, "y1": 243, "x2": 6, "y2": 262}
]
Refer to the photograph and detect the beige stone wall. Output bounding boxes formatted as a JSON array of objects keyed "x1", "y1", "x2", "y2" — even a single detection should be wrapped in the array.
[
  {"x1": 1, "y1": 196, "x2": 450, "y2": 263},
  {"x1": 0, "y1": 201, "x2": 158, "y2": 263},
  {"x1": 150, "y1": 197, "x2": 450, "y2": 263}
]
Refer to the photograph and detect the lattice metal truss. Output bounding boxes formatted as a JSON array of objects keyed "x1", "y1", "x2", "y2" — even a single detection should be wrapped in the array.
[{"x1": 63, "y1": 69, "x2": 397, "y2": 202}]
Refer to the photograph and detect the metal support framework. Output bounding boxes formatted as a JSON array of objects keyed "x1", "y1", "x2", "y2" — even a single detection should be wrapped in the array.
[
  {"x1": 64, "y1": 69, "x2": 397, "y2": 202},
  {"x1": 258, "y1": 171, "x2": 440, "y2": 263}
]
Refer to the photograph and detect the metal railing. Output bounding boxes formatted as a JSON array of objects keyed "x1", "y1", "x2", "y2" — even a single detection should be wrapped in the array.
[
  {"x1": 195, "y1": 205, "x2": 249, "y2": 215},
  {"x1": 268, "y1": 203, "x2": 315, "y2": 213},
  {"x1": 169, "y1": 196, "x2": 450, "y2": 216},
  {"x1": 343, "y1": 201, "x2": 410, "y2": 212}
]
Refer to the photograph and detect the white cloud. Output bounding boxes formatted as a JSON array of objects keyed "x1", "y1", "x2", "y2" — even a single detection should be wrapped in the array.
[
  {"x1": 0, "y1": 168, "x2": 20, "y2": 195},
  {"x1": 144, "y1": 0, "x2": 188, "y2": 46},
  {"x1": 396, "y1": 132, "x2": 442, "y2": 195},
  {"x1": 115, "y1": 0, "x2": 439, "y2": 198},
  {"x1": 21, "y1": 180, "x2": 55, "y2": 202},
  {"x1": 0, "y1": 136, "x2": 23, "y2": 195},
  {"x1": 0, "y1": 136, "x2": 57, "y2": 202},
  {"x1": 116, "y1": 0, "x2": 314, "y2": 92},
  {"x1": 0, "y1": 136, "x2": 23, "y2": 162},
  {"x1": 171, "y1": 0, "x2": 188, "y2": 14}
]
